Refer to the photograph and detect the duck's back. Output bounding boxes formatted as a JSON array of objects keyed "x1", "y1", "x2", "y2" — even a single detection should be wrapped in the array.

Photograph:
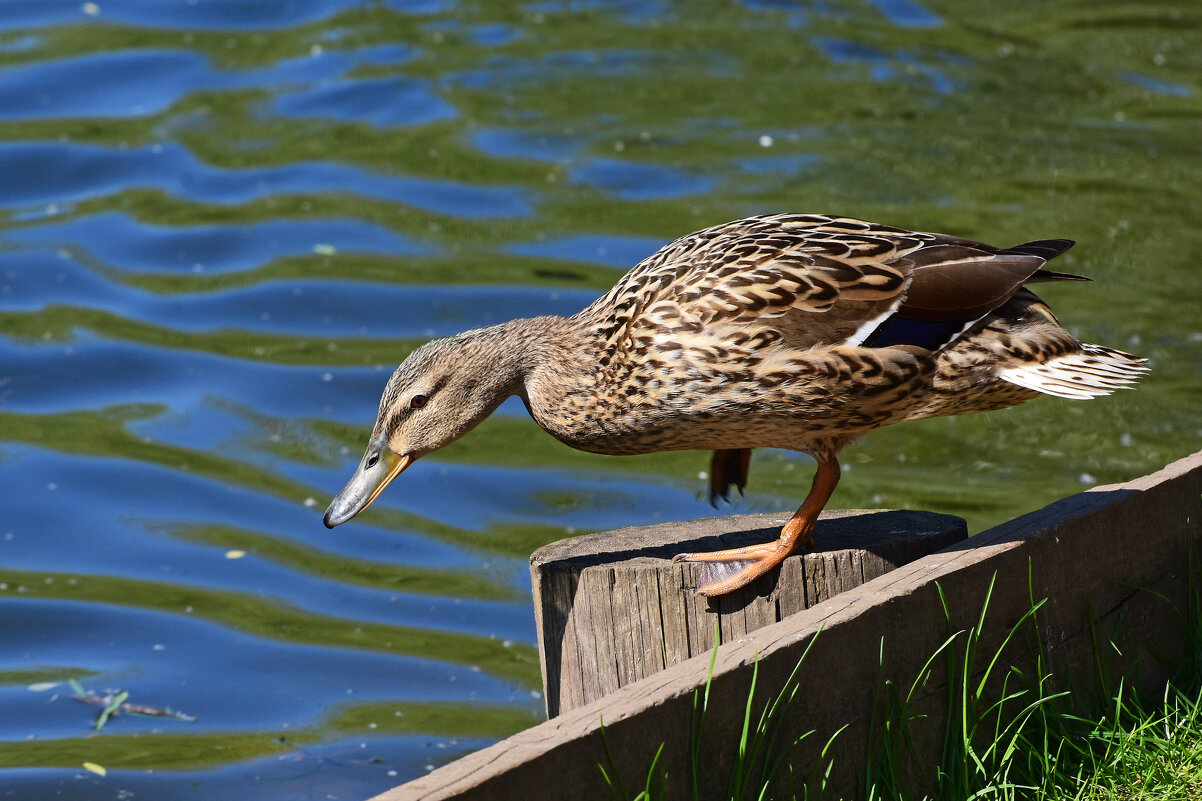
[{"x1": 576, "y1": 214, "x2": 1075, "y2": 354}]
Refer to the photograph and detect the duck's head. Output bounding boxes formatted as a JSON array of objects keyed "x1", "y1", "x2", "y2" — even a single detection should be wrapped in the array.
[{"x1": 323, "y1": 329, "x2": 519, "y2": 528}]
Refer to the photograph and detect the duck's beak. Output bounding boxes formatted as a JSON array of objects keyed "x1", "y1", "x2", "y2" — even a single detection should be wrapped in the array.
[{"x1": 323, "y1": 437, "x2": 413, "y2": 528}]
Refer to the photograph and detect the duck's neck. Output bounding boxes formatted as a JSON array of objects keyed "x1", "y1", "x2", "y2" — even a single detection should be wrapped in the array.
[
  {"x1": 469, "y1": 315, "x2": 589, "y2": 425},
  {"x1": 460, "y1": 314, "x2": 588, "y2": 405}
]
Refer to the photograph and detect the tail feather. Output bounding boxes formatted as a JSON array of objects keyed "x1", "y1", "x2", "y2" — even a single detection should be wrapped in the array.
[
  {"x1": 1026, "y1": 269, "x2": 1091, "y2": 283},
  {"x1": 998, "y1": 238, "x2": 1075, "y2": 260},
  {"x1": 998, "y1": 345, "x2": 1148, "y2": 400}
]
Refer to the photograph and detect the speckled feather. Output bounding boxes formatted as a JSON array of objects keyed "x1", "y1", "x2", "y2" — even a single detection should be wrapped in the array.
[{"x1": 370, "y1": 213, "x2": 1145, "y2": 474}]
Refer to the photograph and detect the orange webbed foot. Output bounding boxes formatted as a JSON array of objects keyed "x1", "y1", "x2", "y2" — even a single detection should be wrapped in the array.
[
  {"x1": 673, "y1": 542, "x2": 799, "y2": 596},
  {"x1": 677, "y1": 456, "x2": 839, "y2": 598}
]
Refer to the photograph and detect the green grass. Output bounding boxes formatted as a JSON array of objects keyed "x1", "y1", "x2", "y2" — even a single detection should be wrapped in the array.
[
  {"x1": 602, "y1": 560, "x2": 1202, "y2": 801},
  {"x1": 868, "y1": 569, "x2": 1202, "y2": 801},
  {"x1": 1062, "y1": 682, "x2": 1202, "y2": 800},
  {"x1": 600, "y1": 627, "x2": 841, "y2": 801}
]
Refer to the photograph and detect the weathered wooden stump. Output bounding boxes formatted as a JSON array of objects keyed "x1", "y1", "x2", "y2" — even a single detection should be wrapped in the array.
[{"x1": 529, "y1": 508, "x2": 966, "y2": 717}]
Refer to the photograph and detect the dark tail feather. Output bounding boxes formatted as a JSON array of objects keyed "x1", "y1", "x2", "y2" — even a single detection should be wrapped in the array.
[
  {"x1": 1002, "y1": 239, "x2": 1087, "y2": 283},
  {"x1": 999, "y1": 238, "x2": 1075, "y2": 260},
  {"x1": 1026, "y1": 269, "x2": 1092, "y2": 283},
  {"x1": 708, "y1": 448, "x2": 751, "y2": 506}
]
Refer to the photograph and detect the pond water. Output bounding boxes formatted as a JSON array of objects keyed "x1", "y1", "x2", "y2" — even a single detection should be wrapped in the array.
[{"x1": 1, "y1": 1, "x2": 1200, "y2": 798}]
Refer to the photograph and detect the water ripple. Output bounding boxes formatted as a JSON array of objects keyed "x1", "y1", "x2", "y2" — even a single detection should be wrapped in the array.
[
  {"x1": 509, "y1": 233, "x2": 664, "y2": 269},
  {"x1": 0, "y1": 141, "x2": 530, "y2": 218},
  {"x1": 0, "y1": 0, "x2": 360, "y2": 32},
  {"x1": 0, "y1": 50, "x2": 245, "y2": 119},
  {"x1": 571, "y1": 157, "x2": 716, "y2": 200},
  {"x1": 6, "y1": 211, "x2": 427, "y2": 273},
  {"x1": 274, "y1": 75, "x2": 457, "y2": 127}
]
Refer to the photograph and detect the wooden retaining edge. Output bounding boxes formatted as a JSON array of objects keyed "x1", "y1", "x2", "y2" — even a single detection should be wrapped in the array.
[{"x1": 372, "y1": 450, "x2": 1202, "y2": 801}]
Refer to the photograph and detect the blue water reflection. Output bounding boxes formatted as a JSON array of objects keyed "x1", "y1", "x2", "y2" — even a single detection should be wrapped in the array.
[
  {"x1": 275, "y1": 76, "x2": 457, "y2": 127},
  {"x1": 0, "y1": 50, "x2": 226, "y2": 119},
  {"x1": 0, "y1": 0, "x2": 358, "y2": 32},
  {"x1": 0, "y1": 141, "x2": 529, "y2": 217},
  {"x1": 8, "y1": 213, "x2": 426, "y2": 272},
  {"x1": 509, "y1": 234, "x2": 663, "y2": 269}
]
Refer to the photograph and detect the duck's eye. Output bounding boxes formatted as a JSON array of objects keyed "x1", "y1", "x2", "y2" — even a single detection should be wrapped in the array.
[
  {"x1": 410, "y1": 395, "x2": 428, "y2": 410},
  {"x1": 365, "y1": 452, "x2": 379, "y2": 469}
]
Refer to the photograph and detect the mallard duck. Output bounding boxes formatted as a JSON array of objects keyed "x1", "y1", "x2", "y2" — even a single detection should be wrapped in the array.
[{"x1": 324, "y1": 214, "x2": 1146, "y2": 596}]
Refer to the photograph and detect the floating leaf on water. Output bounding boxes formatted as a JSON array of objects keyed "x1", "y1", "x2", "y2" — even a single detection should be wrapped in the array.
[
  {"x1": 313, "y1": 244, "x2": 337, "y2": 255},
  {"x1": 224, "y1": 550, "x2": 246, "y2": 559},
  {"x1": 28, "y1": 681, "x2": 59, "y2": 692},
  {"x1": 82, "y1": 762, "x2": 106, "y2": 777},
  {"x1": 68, "y1": 679, "x2": 85, "y2": 696},
  {"x1": 95, "y1": 690, "x2": 129, "y2": 731}
]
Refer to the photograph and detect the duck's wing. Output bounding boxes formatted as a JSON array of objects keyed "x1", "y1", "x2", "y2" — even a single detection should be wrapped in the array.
[
  {"x1": 582, "y1": 214, "x2": 1068, "y2": 353},
  {"x1": 861, "y1": 236, "x2": 1077, "y2": 351}
]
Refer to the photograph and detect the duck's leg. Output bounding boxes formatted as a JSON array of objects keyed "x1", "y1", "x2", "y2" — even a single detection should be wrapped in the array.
[
  {"x1": 709, "y1": 448, "x2": 752, "y2": 506},
  {"x1": 674, "y1": 458, "x2": 841, "y2": 597}
]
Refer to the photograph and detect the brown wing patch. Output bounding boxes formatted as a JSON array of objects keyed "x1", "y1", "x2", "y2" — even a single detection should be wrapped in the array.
[{"x1": 899, "y1": 252, "x2": 1047, "y2": 322}]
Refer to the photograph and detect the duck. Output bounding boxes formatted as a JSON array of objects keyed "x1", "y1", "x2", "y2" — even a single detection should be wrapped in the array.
[{"x1": 323, "y1": 213, "x2": 1146, "y2": 597}]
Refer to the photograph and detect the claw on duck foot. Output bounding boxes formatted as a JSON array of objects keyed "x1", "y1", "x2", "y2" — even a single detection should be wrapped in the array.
[
  {"x1": 675, "y1": 547, "x2": 787, "y2": 596},
  {"x1": 695, "y1": 560, "x2": 766, "y2": 597}
]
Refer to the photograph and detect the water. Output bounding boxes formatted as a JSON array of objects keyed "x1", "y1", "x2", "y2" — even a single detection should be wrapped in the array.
[{"x1": 1, "y1": 1, "x2": 1200, "y2": 798}]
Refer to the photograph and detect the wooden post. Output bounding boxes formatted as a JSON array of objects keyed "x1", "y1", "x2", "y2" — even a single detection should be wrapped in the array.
[{"x1": 529, "y1": 508, "x2": 965, "y2": 717}]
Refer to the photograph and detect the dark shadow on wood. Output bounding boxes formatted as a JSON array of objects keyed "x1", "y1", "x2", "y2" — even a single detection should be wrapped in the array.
[{"x1": 536, "y1": 510, "x2": 963, "y2": 568}]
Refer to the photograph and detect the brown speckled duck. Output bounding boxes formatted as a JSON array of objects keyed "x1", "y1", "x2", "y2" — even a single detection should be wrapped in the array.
[{"x1": 324, "y1": 214, "x2": 1146, "y2": 596}]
